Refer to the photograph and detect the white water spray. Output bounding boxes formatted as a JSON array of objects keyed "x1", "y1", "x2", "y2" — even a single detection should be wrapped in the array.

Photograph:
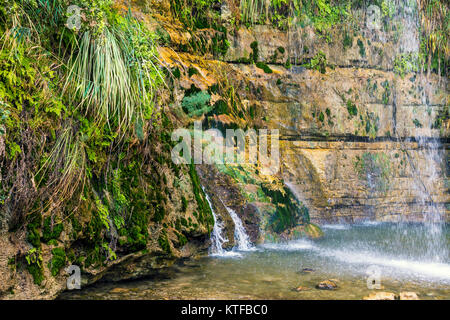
[
  {"x1": 225, "y1": 206, "x2": 254, "y2": 251},
  {"x1": 203, "y1": 187, "x2": 229, "y2": 256}
]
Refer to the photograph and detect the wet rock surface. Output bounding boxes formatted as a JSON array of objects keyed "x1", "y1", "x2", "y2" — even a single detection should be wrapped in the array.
[
  {"x1": 363, "y1": 292, "x2": 397, "y2": 300},
  {"x1": 316, "y1": 280, "x2": 339, "y2": 290}
]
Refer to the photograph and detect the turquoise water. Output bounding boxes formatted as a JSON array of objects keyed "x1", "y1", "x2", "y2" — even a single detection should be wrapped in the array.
[{"x1": 59, "y1": 222, "x2": 450, "y2": 300}]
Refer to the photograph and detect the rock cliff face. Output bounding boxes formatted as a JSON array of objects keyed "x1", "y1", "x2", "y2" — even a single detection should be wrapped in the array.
[
  {"x1": 229, "y1": 62, "x2": 448, "y2": 222},
  {"x1": 0, "y1": 0, "x2": 448, "y2": 300},
  {"x1": 178, "y1": 2, "x2": 450, "y2": 224}
]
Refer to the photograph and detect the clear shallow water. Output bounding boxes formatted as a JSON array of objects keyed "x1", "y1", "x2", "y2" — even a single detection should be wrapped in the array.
[{"x1": 59, "y1": 222, "x2": 450, "y2": 300}]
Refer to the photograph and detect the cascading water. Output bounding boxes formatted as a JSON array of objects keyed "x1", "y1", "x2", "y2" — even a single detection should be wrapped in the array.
[
  {"x1": 394, "y1": 98, "x2": 448, "y2": 263},
  {"x1": 225, "y1": 206, "x2": 254, "y2": 251},
  {"x1": 389, "y1": 0, "x2": 448, "y2": 263},
  {"x1": 202, "y1": 186, "x2": 254, "y2": 255},
  {"x1": 203, "y1": 187, "x2": 229, "y2": 256}
]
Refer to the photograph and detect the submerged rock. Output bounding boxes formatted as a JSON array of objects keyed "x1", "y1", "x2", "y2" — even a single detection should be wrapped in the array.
[
  {"x1": 363, "y1": 292, "x2": 397, "y2": 300},
  {"x1": 399, "y1": 292, "x2": 419, "y2": 300},
  {"x1": 109, "y1": 288, "x2": 129, "y2": 294},
  {"x1": 298, "y1": 268, "x2": 315, "y2": 274},
  {"x1": 294, "y1": 286, "x2": 311, "y2": 292},
  {"x1": 315, "y1": 280, "x2": 338, "y2": 290}
]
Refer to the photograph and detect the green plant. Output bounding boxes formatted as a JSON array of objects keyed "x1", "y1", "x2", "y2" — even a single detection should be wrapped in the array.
[
  {"x1": 255, "y1": 61, "x2": 273, "y2": 73},
  {"x1": 42, "y1": 217, "x2": 63, "y2": 243},
  {"x1": 0, "y1": 101, "x2": 10, "y2": 135},
  {"x1": 181, "y1": 91, "x2": 212, "y2": 117},
  {"x1": 394, "y1": 53, "x2": 419, "y2": 78},
  {"x1": 48, "y1": 248, "x2": 66, "y2": 277},
  {"x1": 357, "y1": 39, "x2": 366, "y2": 57},
  {"x1": 343, "y1": 31, "x2": 353, "y2": 50},
  {"x1": 240, "y1": 0, "x2": 266, "y2": 25},
  {"x1": 413, "y1": 118, "x2": 423, "y2": 128},
  {"x1": 64, "y1": 13, "x2": 162, "y2": 136},
  {"x1": 346, "y1": 100, "x2": 357, "y2": 116},
  {"x1": 310, "y1": 50, "x2": 327, "y2": 73},
  {"x1": 381, "y1": 80, "x2": 391, "y2": 105},
  {"x1": 25, "y1": 247, "x2": 44, "y2": 285}
]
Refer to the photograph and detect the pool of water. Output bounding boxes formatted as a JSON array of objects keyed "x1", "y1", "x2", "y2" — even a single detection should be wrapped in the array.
[{"x1": 59, "y1": 222, "x2": 450, "y2": 300}]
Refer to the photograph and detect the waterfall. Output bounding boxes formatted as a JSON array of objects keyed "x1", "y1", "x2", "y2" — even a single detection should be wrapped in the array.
[
  {"x1": 202, "y1": 185, "x2": 255, "y2": 254},
  {"x1": 391, "y1": 0, "x2": 447, "y2": 262},
  {"x1": 202, "y1": 186, "x2": 254, "y2": 255},
  {"x1": 203, "y1": 187, "x2": 228, "y2": 255},
  {"x1": 225, "y1": 206, "x2": 254, "y2": 251}
]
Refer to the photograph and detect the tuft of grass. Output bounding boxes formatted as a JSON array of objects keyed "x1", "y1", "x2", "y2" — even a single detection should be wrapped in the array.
[
  {"x1": 64, "y1": 13, "x2": 163, "y2": 136},
  {"x1": 35, "y1": 125, "x2": 87, "y2": 208}
]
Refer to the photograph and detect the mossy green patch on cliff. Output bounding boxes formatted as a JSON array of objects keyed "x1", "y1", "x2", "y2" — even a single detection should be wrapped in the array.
[
  {"x1": 182, "y1": 91, "x2": 212, "y2": 117},
  {"x1": 48, "y1": 247, "x2": 66, "y2": 277},
  {"x1": 256, "y1": 62, "x2": 273, "y2": 73},
  {"x1": 158, "y1": 230, "x2": 172, "y2": 254},
  {"x1": 262, "y1": 183, "x2": 310, "y2": 233},
  {"x1": 357, "y1": 39, "x2": 366, "y2": 57},
  {"x1": 42, "y1": 217, "x2": 63, "y2": 243},
  {"x1": 346, "y1": 100, "x2": 358, "y2": 117},
  {"x1": 25, "y1": 247, "x2": 44, "y2": 285},
  {"x1": 188, "y1": 162, "x2": 214, "y2": 230}
]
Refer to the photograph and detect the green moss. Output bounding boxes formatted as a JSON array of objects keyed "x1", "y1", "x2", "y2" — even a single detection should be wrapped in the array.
[
  {"x1": 158, "y1": 230, "x2": 171, "y2": 253},
  {"x1": 255, "y1": 62, "x2": 273, "y2": 74},
  {"x1": 48, "y1": 247, "x2": 66, "y2": 277},
  {"x1": 318, "y1": 111, "x2": 325, "y2": 122},
  {"x1": 250, "y1": 41, "x2": 259, "y2": 63},
  {"x1": 284, "y1": 57, "x2": 292, "y2": 69},
  {"x1": 381, "y1": 80, "x2": 391, "y2": 105},
  {"x1": 181, "y1": 195, "x2": 188, "y2": 212},
  {"x1": 42, "y1": 217, "x2": 63, "y2": 243},
  {"x1": 343, "y1": 32, "x2": 353, "y2": 50},
  {"x1": 26, "y1": 212, "x2": 42, "y2": 248},
  {"x1": 176, "y1": 231, "x2": 187, "y2": 247},
  {"x1": 412, "y1": 118, "x2": 423, "y2": 128},
  {"x1": 213, "y1": 99, "x2": 228, "y2": 115},
  {"x1": 188, "y1": 162, "x2": 213, "y2": 229},
  {"x1": 346, "y1": 100, "x2": 358, "y2": 117},
  {"x1": 354, "y1": 152, "x2": 391, "y2": 193},
  {"x1": 188, "y1": 67, "x2": 199, "y2": 77},
  {"x1": 309, "y1": 51, "x2": 327, "y2": 74},
  {"x1": 27, "y1": 263, "x2": 44, "y2": 285},
  {"x1": 172, "y1": 67, "x2": 181, "y2": 79},
  {"x1": 262, "y1": 184, "x2": 310, "y2": 233},
  {"x1": 25, "y1": 248, "x2": 44, "y2": 285},
  {"x1": 357, "y1": 39, "x2": 366, "y2": 57}
]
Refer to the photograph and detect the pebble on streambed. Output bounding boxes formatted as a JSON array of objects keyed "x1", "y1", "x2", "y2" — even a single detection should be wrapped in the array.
[
  {"x1": 315, "y1": 279, "x2": 339, "y2": 290},
  {"x1": 293, "y1": 286, "x2": 311, "y2": 292},
  {"x1": 297, "y1": 268, "x2": 315, "y2": 274}
]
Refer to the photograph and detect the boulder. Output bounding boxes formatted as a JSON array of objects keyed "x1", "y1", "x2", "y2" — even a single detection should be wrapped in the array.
[
  {"x1": 363, "y1": 292, "x2": 397, "y2": 300},
  {"x1": 399, "y1": 292, "x2": 419, "y2": 300}
]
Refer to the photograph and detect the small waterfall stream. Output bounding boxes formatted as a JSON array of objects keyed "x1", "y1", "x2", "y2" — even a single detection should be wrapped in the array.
[
  {"x1": 202, "y1": 186, "x2": 254, "y2": 255},
  {"x1": 225, "y1": 206, "x2": 254, "y2": 251},
  {"x1": 203, "y1": 187, "x2": 228, "y2": 255}
]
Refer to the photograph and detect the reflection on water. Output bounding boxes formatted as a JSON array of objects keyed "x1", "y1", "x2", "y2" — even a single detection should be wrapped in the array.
[{"x1": 59, "y1": 222, "x2": 450, "y2": 300}]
